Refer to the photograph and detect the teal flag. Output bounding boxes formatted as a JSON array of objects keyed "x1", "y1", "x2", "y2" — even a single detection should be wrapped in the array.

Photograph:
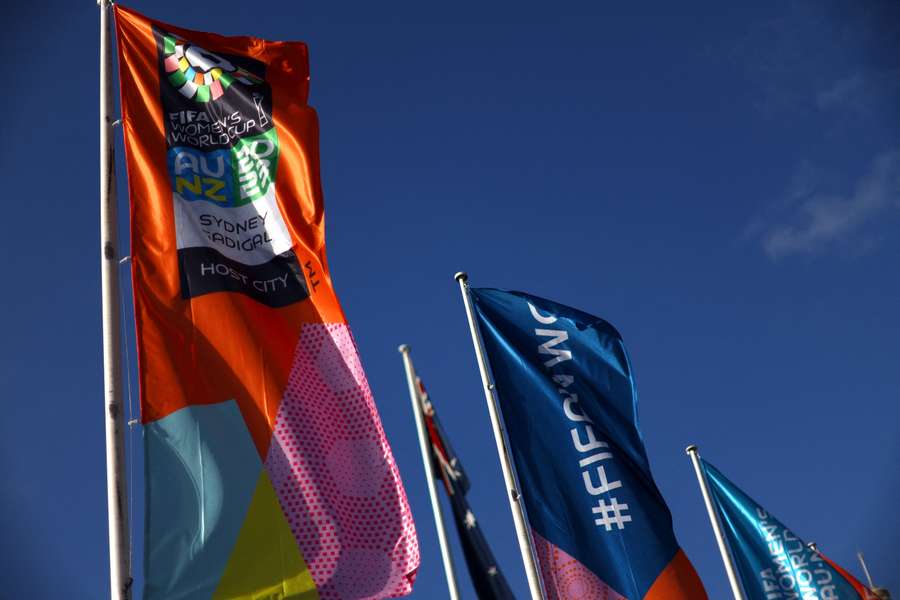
[{"x1": 701, "y1": 459, "x2": 876, "y2": 600}]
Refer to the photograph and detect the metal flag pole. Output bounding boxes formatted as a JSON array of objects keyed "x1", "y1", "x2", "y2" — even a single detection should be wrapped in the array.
[
  {"x1": 454, "y1": 272, "x2": 545, "y2": 600},
  {"x1": 857, "y1": 552, "x2": 876, "y2": 590},
  {"x1": 685, "y1": 445, "x2": 745, "y2": 600},
  {"x1": 100, "y1": 1, "x2": 132, "y2": 598},
  {"x1": 398, "y1": 344, "x2": 461, "y2": 600}
]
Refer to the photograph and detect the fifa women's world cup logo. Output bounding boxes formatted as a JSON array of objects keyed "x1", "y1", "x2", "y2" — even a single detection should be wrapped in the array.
[
  {"x1": 162, "y1": 34, "x2": 264, "y2": 103},
  {"x1": 153, "y1": 29, "x2": 304, "y2": 308}
]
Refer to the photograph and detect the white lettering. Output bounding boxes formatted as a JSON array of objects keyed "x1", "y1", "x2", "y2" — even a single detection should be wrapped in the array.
[
  {"x1": 571, "y1": 424, "x2": 605, "y2": 452},
  {"x1": 583, "y1": 465, "x2": 622, "y2": 495},
  {"x1": 528, "y1": 302, "x2": 557, "y2": 324},
  {"x1": 535, "y1": 328, "x2": 573, "y2": 367}
]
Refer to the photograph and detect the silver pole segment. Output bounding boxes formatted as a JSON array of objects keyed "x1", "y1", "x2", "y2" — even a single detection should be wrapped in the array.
[
  {"x1": 398, "y1": 345, "x2": 461, "y2": 600},
  {"x1": 454, "y1": 272, "x2": 545, "y2": 600},
  {"x1": 685, "y1": 445, "x2": 745, "y2": 600},
  {"x1": 100, "y1": 2, "x2": 132, "y2": 599},
  {"x1": 857, "y1": 552, "x2": 876, "y2": 590}
]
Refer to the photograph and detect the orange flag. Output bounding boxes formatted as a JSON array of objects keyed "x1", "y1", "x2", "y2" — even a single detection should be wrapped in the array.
[{"x1": 115, "y1": 6, "x2": 419, "y2": 598}]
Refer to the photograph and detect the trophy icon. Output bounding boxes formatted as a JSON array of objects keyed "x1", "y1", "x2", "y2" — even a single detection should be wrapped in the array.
[{"x1": 252, "y1": 93, "x2": 269, "y2": 128}]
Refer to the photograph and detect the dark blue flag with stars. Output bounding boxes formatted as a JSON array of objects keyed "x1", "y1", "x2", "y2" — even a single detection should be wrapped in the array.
[{"x1": 416, "y1": 377, "x2": 517, "y2": 600}]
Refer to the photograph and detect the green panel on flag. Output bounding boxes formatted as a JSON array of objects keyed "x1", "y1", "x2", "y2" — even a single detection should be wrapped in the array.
[
  {"x1": 168, "y1": 70, "x2": 187, "y2": 87},
  {"x1": 218, "y1": 72, "x2": 234, "y2": 88}
]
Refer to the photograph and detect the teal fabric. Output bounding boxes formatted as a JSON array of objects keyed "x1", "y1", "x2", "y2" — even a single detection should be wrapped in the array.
[
  {"x1": 143, "y1": 400, "x2": 262, "y2": 600},
  {"x1": 702, "y1": 459, "x2": 868, "y2": 600}
]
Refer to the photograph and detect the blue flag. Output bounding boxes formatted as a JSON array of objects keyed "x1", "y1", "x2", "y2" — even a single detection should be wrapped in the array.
[
  {"x1": 470, "y1": 287, "x2": 706, "y2": 600},
  {"x1": 701, "y1": 459, "x2": 876, "y2": 600}
]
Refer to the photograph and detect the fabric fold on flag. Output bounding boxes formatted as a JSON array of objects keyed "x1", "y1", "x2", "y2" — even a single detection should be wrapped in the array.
[
  {"x1": 470, "y1": 287, "x2": 706, "y2": 600},
  {"x1": 115, "y1": 5, "x2": 418, "y2": 599},
  {"x1": 701, "y1": 459, "x2": 877, "y2": 600},
  {"x1": 416, "y1": 378, "x2": 516, "y2": 600}
]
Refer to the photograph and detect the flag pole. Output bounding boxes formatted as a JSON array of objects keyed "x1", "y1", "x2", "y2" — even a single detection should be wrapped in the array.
[
  {"x1": 857, "y1": 552, "x2": 876, "y2": 590},
  {"x1": 454, "y1": 272, "x2": 545, "y2": 600},
  {"x1": 100, "y1": 1, "x2": 132, "y2": 598},
  {"x1": 685, "y1": 445, "x2": 745, "y2": 600},
  {"x1": 398, "y1": 345, "x2": 461, "y2": 600}
]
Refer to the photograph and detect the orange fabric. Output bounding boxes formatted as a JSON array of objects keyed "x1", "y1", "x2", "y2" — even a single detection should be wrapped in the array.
[
  {"x1": 115, "y1": 5, "x2": 344, "y2": 458},
  {"x1": 644, "y1": 549, "x2": 709, "y2": 600},
  {"x1": 818, "y1": 552, "x2": 878, "y2": 600}
]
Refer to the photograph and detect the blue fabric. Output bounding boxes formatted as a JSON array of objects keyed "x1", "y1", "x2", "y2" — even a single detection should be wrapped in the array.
[
  {"x1": 426, "y1": 406, "x2": 516, "y2": 599},
  {"x1": 471, "y1": 287, "x2": 682, "y2": 598},
  {"x1": 702, "y1": 459, "x2": 868, "y2": 600},
  {"x1": 144, "y1": 400, "x2": 262, "y2": 600}
]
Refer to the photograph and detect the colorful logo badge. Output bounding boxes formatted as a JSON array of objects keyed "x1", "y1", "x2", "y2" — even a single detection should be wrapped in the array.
[{"x1": 162, "y1": 34, "x2": 263, "y2": 103}]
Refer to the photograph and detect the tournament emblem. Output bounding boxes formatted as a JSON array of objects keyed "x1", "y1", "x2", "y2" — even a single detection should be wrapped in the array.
[{"x1": 162, "y1": 34, "x2": 263, "y2": 103}]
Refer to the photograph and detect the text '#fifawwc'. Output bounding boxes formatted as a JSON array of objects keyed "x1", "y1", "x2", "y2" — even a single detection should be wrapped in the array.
[{"x1": 527, "y1": 302, "x2": 633, "y2": 532}]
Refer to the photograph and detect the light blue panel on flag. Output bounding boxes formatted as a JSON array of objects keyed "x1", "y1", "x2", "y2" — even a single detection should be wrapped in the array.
[
  {"x1": 702, "y1": 459, "x2": 869, "y2": 600},
  {"x1": 144, "y1": 400, "x2": 261, "y2": 600},
  {"x1": 470, "y1": 287, "x2": 687, "y2": 599}
]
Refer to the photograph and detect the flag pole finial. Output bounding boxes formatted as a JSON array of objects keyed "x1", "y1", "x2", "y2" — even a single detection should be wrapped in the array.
[
  {"x1": 685, "y1": 444, "x2": 698, "y2": 454},
  {"x1": 398, "y1": 344, "x2": 410, "y2": 354},
  {"x1": 454, "y1": 271, "x2": 468, "y2": 283}
]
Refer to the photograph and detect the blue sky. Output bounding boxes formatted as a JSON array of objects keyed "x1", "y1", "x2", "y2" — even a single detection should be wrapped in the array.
[{"x1": 1, "y1": 1, "x2": 898, "y2": 598}]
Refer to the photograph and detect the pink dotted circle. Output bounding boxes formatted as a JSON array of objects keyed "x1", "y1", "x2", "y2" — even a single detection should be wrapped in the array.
[
  {"x1": 265, "y1": 323, "x2": 419, "y2": 599},
  {"x1": 532, "y1": 529, "x2": 626, "y2": 600}
]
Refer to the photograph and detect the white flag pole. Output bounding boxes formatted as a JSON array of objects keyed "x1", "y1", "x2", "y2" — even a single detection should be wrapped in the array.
[
  {"x1": 99, "y1": 1, "x2": 132, "y2": 598},
  {"x1": 398, "y1": 345, "x2": 461, "y2": 600},
  {"x1": 857, "y1": 552, "x2": 876, "y2": 590},
  {"x1": 454, "y1": 272, "x2": 545, "y2": 600},
  {"x1": 685, "y1": 445, "x2": 745, "y2": 600}
]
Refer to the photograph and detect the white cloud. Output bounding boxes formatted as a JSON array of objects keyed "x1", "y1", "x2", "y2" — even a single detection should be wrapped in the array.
[
  {"x1": 754, "y1": 151, "x2": 900, "y2": 260},
  {"x1": 816, "y1": 70, "x2": 900, "y2": 115},
  {"x1": 816, "y1": 72, "x2": 868, "y2": 112}
]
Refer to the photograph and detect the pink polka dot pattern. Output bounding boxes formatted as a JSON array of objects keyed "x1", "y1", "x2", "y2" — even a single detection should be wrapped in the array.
[
  {"x1": 532, "y1": 529, "x2": 627, "y2": 600},
  {"x1": 265, "y1": 323, "x2": 419, "y2": 599}
]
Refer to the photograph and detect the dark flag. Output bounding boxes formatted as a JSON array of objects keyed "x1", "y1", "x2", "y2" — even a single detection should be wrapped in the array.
[{"x1": 416, "y1": 377, "x2": 517, "y2": 600}]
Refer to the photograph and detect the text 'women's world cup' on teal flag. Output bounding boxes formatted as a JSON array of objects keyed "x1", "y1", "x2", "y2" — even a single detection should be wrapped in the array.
[
  {"x1": 700, "y1": 459, "x2": 878, "y2": 600},
  {"x1": 470, "y1": 288, "x2": 707, "y2": 600}
]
